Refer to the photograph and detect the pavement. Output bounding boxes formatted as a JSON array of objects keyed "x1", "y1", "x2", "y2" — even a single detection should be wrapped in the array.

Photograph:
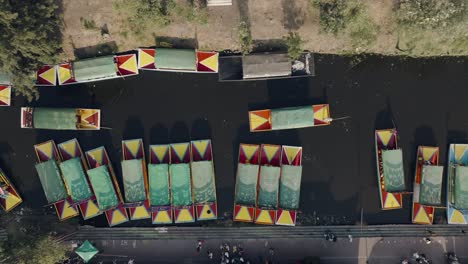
[{"x1": 1, "y1": 55, "x2": 468, "y2": 227}]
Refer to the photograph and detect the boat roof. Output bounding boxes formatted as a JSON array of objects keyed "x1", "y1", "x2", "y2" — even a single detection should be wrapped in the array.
[
  {"x1": 121, "y1": 159, "x2": 146, "y2": 203},
  {"x1": 170, "y1": 163, "x2": 192, "y2": 206},
  {"x1": 148, "y1": 163, "x2": 170, "y2": 206},
  {"x1": 257, "y1": 166, "x2": 280, "y2": 208},
  {"x1": 35, "y1": 160, "x2": 68, "y2": 204},
  {"x1": 242, "y1": 53, "x2": 291, "y2": 79},
  {"x1": 382, "y1": 149, "x2": 406, "y2": 192},
  {"x1": 192, "y1": 160, "x2": 216, "y2": 203},
  {"x1": 270, "y1": 106, "x2": 314, "y2": 130},
  {"x1": 60, "y1": 158, "x2": 92, "y2": 203},
  {"x1": 87, "y1": 166, "x2": 119, "y2": 210},
  {"x1": 235, "y1": 163, "x2": 259, "y2": 206},
  {"x1": 279, "y1": 164, "x2": 302, "y2": 210},
  {"x1": 33, "y1": 108, "x2": 77, "y2": 130},
  {"x1": 72, "y1": 55, "x2": 116, "y2": 82},
  {"x1": 455, "y1": 166, "x2": 468, "y2": 209},
  {"x1": 419, "y1": 165, "x2": 443, "y2": 205},
  {"x1": 155, "y1": 48, "x2": 196, "y2": 71}
]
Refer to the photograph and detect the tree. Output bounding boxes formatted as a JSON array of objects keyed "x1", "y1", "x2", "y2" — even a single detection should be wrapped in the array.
[
  {"x1": 284, "y1": 32, "x2": 304, "y2": 60},
  {"x1": 0, "y1": 0, "x2": 62, "y2": 101}
]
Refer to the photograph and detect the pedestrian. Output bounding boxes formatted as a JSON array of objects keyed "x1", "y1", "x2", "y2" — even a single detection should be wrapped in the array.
[
  {"x1": 226, "y1": 244, "x2": 230, "y2": 252},
  {"x1": 348, "y1": 234, "x2": 353, "y2": 242},
  {"x1": 269, "y1": 247, "x2": 274, "y2": 256},
  {"x1": 424, "y1": 237, "x2": 432, "y2": 244},
  {"x1": 207, "y1": 250, "x2": 213, "y2": 259},
  {"x1": 225, "y1": 251, "x2": 230, "y2": 258},
  {"x1": 233, "y1": 245, "x2": 237, "y2": 253},
  {"x1": 240, "y1": 257, "x2": 244, "y2": 263}
]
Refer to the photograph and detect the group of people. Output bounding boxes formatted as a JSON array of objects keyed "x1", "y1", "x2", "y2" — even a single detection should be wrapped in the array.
[{"x1": 197, "y1": 240, "x2": 249, "y2": 264}]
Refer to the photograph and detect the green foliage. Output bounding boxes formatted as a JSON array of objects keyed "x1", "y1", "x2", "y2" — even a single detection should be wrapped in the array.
[
  {"x1": 0, "y1": 0, "x2": 62, "y2": 101},
  {"x1": 347, "y1": 11, "x2": 379, "y2": 49},
  {"x1": 173, "y1": 2, "x2": 209, "y2": 25},
  {"x1": 80, "y1": 17, "x2": 97, "y2": 30},
  {"x1": 238, "y1": 21, "x2": 252, "y2": 55},
  {"x1": 6, "y1": 235, "x2": 68, "y2": 264},
  {"x1": 284, "y1": 32, "x2": 304, "y2": 60},
  {"x1": 396, "y1": 0, "x2": 466, "y2": 29},
  {"x1": 312, "y1": 0, "x2": 348, "y2": 34}
]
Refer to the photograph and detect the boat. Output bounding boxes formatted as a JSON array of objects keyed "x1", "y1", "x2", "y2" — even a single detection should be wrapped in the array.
[
  {"x1": 148, "y1": 144, "x2": 172, "y2": 224},
  {"x1": 35, "y1": 53, "x2": 138, "y2": 86},
  {"x1": 255, "y1": 144, "x2": 281, "y2": 225},
  {"x1": 0, "y1": 72, "x2": 11, "y2": 106},
  {"x1": 276, "y1": 145, "x2": 303, "y2": 226},
  {"x1": 85, "y1": 146, "x2": 129, "y2": 227},
  {"x1": 249, "y1": 104, "x2": 331, "y2": 132},
  {"x1": 121, "y1": 139, "x2": 151, "y2": 220},
  {"x1": 170, "y1": 142, "x2": 195, "y2": 223},
  {"x1": 57, "y1": 139, "x2": 101, "y2": 220},
  {"x1": 21, "y1": 107, "x2": 100, "y2": 130},
  {"x1": 138, "y1": 48, "x2": 218, "y2": 73},
  {"x1": 34, "y1": 140, "x2": 79, "y2": 220},
  {"x1": 0, "y1": 168, "x2": 22, "y2": 212},
  {"x1": 218, "y1": 52, "x2": 314, "y2": 81},
  {"x1": 191, "y1": 139, "x2": 217, "y2": 221},
  {"x1": 374, "y1": 129, "x2": 404, "y2": 210},
  {"x1": 233, "y1": 144, "x2": 259, "y2": 223},
  {"x1": 447, "y1": 144, "x2": 468, "y2": 224}
]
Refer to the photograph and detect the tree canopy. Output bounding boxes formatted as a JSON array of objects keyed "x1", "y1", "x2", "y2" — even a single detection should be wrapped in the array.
[{"x1": 0, "y1": 0, "x2": 62, "y2": 101}]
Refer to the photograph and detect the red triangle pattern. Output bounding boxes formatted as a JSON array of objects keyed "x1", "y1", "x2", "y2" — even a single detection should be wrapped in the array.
[
  {"x1": 85, "y1": 112, "x2": 99, "y2": 126},
  {"x1": 141, "y1": 49, "x2": 156, "y2": 69}
]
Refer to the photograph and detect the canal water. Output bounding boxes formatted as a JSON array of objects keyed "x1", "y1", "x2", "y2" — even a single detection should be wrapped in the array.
[{"x1": 1, "y1": 54, "x2": 467, "y2": 227}]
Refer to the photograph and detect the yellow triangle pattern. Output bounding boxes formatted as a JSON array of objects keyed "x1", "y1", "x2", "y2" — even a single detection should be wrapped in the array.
[
  {"x1": 199, "y1": 204, "x2": 214, "y2": 219},
  {"x1": 58, "y1": 65, "x2": 72, "y2": 84},
  {"x1": 314, "y1": 105, "x2": 328, "y2": 120},
  {"x1": 154, "y1": 210, "x2": 171, "y2": 223},
  {"x1": 39, "y1": 67, "x2": 56, "y2": 85},
  {"x1": 120, "y1": 55, "x2": 137, "y2": 73},
  {"x1": 59, "y1": 140, "x2": 77, "y2": 158},
  {"x1": 241, "y1": 145, "x2": 258, "y2": 161},
  {"x1": 60, "y1": 200, "x2": 79, "y2": 220},
  {"x1": 36, "y1": 142, "x2": 53, "y2": 159},
  {"x1": 125, "y1": 140, "x2": 141, "y2": 158},
  {"x1": 176, "y1": 209, "x2": 193, "y2": 222},
  {"x1": 131, "y1": 205, "x2": 150, "y2": 220},
  {"x1": 377, "y1": 131, "x2": 392, "y2": 147},
  {"x1": 384, "y1": 193, "x2": 400, "y2": 209},
  {"x1": 422, "y1": 147, "x2": 436, "y2": 161},
  {"x1": 276, "y1": 210, "x2": 294, "y2": 225},
  {"x1": 84, "y1": 200, "x2": 100, "y2": 218},
  {"x1": 414, "y1": 207, "x2": 431, "y2": 224},
  {"x1": 87, "y1": 148, "x2": 103, "y2": 165},
  {"x1": 193, "y1": 141, "x2": 208, "y2": 157},
  {"x1": 200, "y1": 53, "x2": 218, "y2": 72},
  {"x1": 172, "y1": 143, "x2": 188, "y2": 161},
  {"x1": 284, "y1": 146, "x2": 300, "y2": 164},
  {"x1": 235, "y1": 206, "x2": 252, "y2": 221},
  {"x1": 249, "y1": 112, "x2": 269, "y2": 130},
  {"x1": 0, "y1": 86, "x2": 10, "y2": 105},
  {"x1": 110, "y1": 208, "x2": 128, "y2": 225},
  {"x1": 4, "y1": 193, "x2": 22, "y2": 211},
  {"x1": 152, "y1": 145, "x2": 168, "y2": 162},
  {"x1": 263, "y1": 145, "x2": 279, "y2": 162},
  {"x1": 138, "y1": 49, "x2": 154, "y2": 68},
  {"x1": 256, "y1": 210, "x2": 273, "y2": 224},
  {"x1": 450, "y1": 209, "x2": 466, "y2": 224},
  {"x1": 454, "y1": 145, "x2": 467, "y2": 162}
]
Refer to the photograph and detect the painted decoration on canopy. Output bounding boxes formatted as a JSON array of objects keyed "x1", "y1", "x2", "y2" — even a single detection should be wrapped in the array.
[
  {"x1": 196, "y1": 51, "x2": 219, "y2": 72},
  {"x1": 138, "y1": 48, "x2": 156, "y2": 69},
  {"x1": 249, "y1": 104, "x2": 331, "y2": 132},
  {"x1": 0, "y1": 168, "x2": 22, "y2": 212},
  {"x1": 375, "y1": 129, "x2": 403, "y2": 210},
  {"x1": 447, "y1": 144, "x2": 468, "y2": 224},
  {"x1": 412, "y1": 146, "x2": 439, "y2": 225},
  {"x1": 20, "y1": 107, "x2": 101, "y2": 130},
  {"x1": 86, "y1": 147, "x2": 128, "y2": 227},
  {"x1": 58, "y1": 139, "x2": 101, "y2": 220},
  {"x1": 148, "y1": 144, "x2": 172, "y2": 224},
  {"x1": 75, "y1": 240, "x2": 98, "y2": 263},
  {"x1": 382, "y1": 149, "x2": 405, "y2": 192},
  {"x1": 170, "y1": 142, "x2": 194, "y2": 223},
  {"x1": 57, "y1": 63, "x2": 77, "y2": 85},
  {"x1": 233, "y1": 144, "x2": 260, "y2": 223},
  {"x1": 34, "y1": 140, "x2": 79, "y2": 221},
  {"x1": 0, "y1": 85, "x2": 11, "y2": 106},
  {"x1": 116, "y1": 54, "x2": 138, "y2": 76},
  {"x1": 35, "y1": 65, "x2": 57, "y2": 86},
  {"x1": 191, "y1": 140, "x2": 217, "y2": 221}
]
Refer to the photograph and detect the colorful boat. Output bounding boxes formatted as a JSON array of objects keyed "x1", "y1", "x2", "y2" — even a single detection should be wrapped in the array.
[
  {"x1": 249, "y1": 104, "x2": 331, "y2": 132},
  {"x1": 218, "y1": 52, "x2": 314, "y2": 81},
  {"x1": 34, "y1": 140, "x2": 79, "y2": 220},
  {"x1": 191, "y1": 140, "x2": 217, "y2": 221},
  {"x1": 0, "y1": 168, "x2": 22, "y2": 212},
  {"x1": 85, "y1": 146, "x2": 129, "y2": 227},
  {"x1": 0, "y1": 72, "x2": 11, "y2": 106},
  {"x1": 57, "y1": 139, "x2": 101, "y2": 220},
  {"x1": 148, "y1": 144, "x2": 172, "y2": 224},
  {"x1": 233, "y1": 144, "x2": 260, "y2": 223},
  {"x1": 375, "y1": 129, "x2": 404, "y2": 210},
  {"x1": 276, "y1": 146, "x2": 302, "y2": 226},
  {"x1": 121, "y1": 139, "x2": 151, "y2": 220},
  {"x1": 170, "y1": 142, "x2": 195, "y2": 223},
  {"x1": 412, "y1": 146, "x2": 442, "y2": 225},
  {"x1": 138, "y1": 48, "x2": 218, "y2": 73},
  {"x1": 21, "y1": 107, "x2": 100, "y2": 130},
  {"x1": 447, "y1": 144, "x2": 468, "y2": 224},
  {"x1": 255, "y1": 144, "x2": 281, "y2": 225},
  {"x1": 35, "y1": 54, "x2": 138, "y2": 86}
]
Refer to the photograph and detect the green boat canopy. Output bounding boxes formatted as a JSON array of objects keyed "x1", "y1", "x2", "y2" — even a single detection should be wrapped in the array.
[
  {"x1": 0, "y1": 72, "x2": 10, "y2": 85},
  {"x1": 60, "y1": 158, "x2": 92, "y2": 203},
  {"x1": 420, "y1": 165, "x2": 443, "y2": 205},
  {"x1": 121, "y1": 159, "x2": 146, "y2": 203},
  {"x1": 87, "y1": 166, "x2": 119, "y2": 210},
  {"x1": 257, "y1": 166, "x2": 280, "y2": 208},
  {"x1": 148, "y1": 164, "x2": 170, "y2": 206},
  {"x1": 169, "y1": 163, "x2": 192, "y2": 206},
  {"x1": 382, "y1": 149, "x2": 406, "y2": 192},
  {"x1": 75, "y1": 240, "x2": 98, "y2": 263},
  {"x1": 235, "y1": 164, "x2": 259, "y2": 205},
  {"x1": 35, "y1": 160, "x2": 68, "y2": 204},
  {"x1": 72, "y1": 55, "x2": 117, "y2": 82},
  {"x1": 270, "y1": 106, "x2": 314, "y2": 130},
  {"x1": 33, "y1": 108, "x2": 77, "y2": 130},
  {"x1": 279, "y1": 165, "x2": 302, "y2": 210},
  {"x1": 192, "y1": 161, "x2": 216, "y2": 203},
  {"x1": 454, "y1": 166, "x2": 468, "y2": 209},
  {"x1": 155, "y1": 48, "x2": 196, "y2": 71}
]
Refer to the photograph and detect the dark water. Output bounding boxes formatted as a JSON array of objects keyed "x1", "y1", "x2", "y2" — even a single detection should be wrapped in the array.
[{"x1": 1, "y1": 54, "x2": 468, "y2": 227}]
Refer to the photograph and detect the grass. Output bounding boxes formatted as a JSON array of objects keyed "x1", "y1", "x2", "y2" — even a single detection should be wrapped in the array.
[
  {"x1": 80, "y1": 17, "x2": 97, "y2": 30},
  {"x1": 284, "y1": 32, "x2": 304, "y2": 60},
  {"x1": 238, "y1": 21, "x2": 252, "y2": 55}
]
